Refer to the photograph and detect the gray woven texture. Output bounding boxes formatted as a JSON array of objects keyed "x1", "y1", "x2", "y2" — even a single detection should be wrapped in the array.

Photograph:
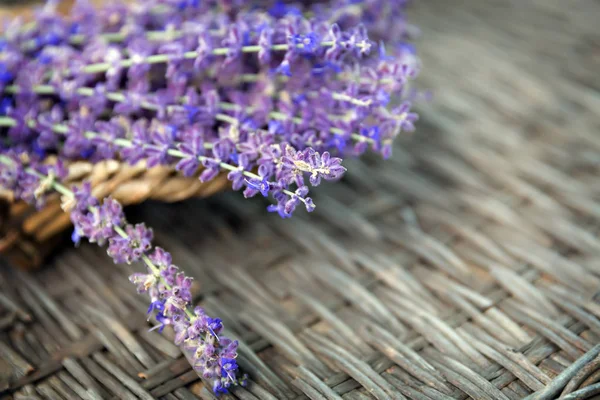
[{"x1": 2, "y1": 0, "x2": 600, "y2": 399}]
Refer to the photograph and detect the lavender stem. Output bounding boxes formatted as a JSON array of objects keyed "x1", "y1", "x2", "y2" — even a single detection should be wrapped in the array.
[
  {"x1": 80, "y1": 40, "x2": 339, "y2": 74},
  {"x1": 0, "y1": 117, "x2": 310, "y2": 206},
  {"x1": 15, "y1": 2, "x2": 364, "y2": 49},
  {"x1": 2, "y1": 85, "x2": 375, "y2": 144}
]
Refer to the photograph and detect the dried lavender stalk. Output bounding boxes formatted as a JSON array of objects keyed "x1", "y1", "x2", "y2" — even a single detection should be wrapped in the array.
[{"x1": 0, "y1": 152, "x2": 245, "y2": 393}]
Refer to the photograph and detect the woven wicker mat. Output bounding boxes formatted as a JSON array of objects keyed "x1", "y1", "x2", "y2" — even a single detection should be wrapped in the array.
[{"x1": 2, "y1": 0, "x2": 600, "y2": 399}]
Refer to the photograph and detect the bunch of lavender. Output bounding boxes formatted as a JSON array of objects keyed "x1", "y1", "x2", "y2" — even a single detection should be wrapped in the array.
[
  {"x1": 0, "y1": 0, "x2": 420, "y2": 394},
  {"x1": 0, "y1": 0, "x2": 419, "y2": 216}
]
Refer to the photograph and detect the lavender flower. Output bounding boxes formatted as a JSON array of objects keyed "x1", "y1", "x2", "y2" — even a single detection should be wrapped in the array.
[
  {"x1": 72, "y1": 197, "x2": 124, "y2": 246},
  {"x1": 107, "y1": 223, "x2": 153, "y2": 264},
  {"x1": 280, "y1": 146, "x2": 345, "y2": 187},
  {"x1": 176, "y1": 128, "x2": 205, "y2": 177}
]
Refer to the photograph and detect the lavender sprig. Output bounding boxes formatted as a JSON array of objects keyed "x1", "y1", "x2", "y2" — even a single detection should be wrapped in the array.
[
  {"x1": 0, "y1": 152, "x2": 246, "y2": 394},
  {"x1": 0, "y1": 115, "x2": 345, "y2": 215},
  {"x1": 6, "y1": 0, "x2": 409, "y2": 50},
  {"x1": 3, "y1": 83, "x2": 417, "y2": 146}
]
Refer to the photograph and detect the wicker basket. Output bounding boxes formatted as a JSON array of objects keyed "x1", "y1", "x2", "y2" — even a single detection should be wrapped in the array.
[{"x1": 0, "y1": 160, "x2": 228, "y2": 269}]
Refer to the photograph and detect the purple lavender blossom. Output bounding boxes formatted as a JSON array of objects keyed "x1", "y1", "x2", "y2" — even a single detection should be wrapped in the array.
[
  {"x1": 72, "y1": 197, "x2": 124, "y2": 246},
  {"x1": 107, "y1": 223, "x2": 153, "y2": 264},
  {"x1": 118, "y1": 119, "x2": 148, "y2": 164},
  {"x1": 145, "y1": 125, "x2": 177, "y2": 168},
  {"x1": 393, "y1": 101, "x2": 419, "y2": 133},
  {"x1": 149, "y1": 247, "x2": 174, "y2": 271},
  {"x1": 91, "y1": 119, "x2": 126, "y2": 161},
  {"x1": 72, "y1": 182, "x2": 98, "y2": 212}
]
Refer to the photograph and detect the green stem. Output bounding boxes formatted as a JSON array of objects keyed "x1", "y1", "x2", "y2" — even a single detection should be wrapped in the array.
[
  {"x1": 15, "y1": 2, "x2": 362, "y2": 49},
  {"x1": 77, "y1": 40, "x2": 339, "y2": 74},
  {"x1": 0, "y1": 117, "x2": 306, "y2": 205},
  {"x1": 0, "y1": 117, "x2": 16, "y2": 127},
  {"x1": 3, "y1": 84, "x2": 374, "y2": 144}
]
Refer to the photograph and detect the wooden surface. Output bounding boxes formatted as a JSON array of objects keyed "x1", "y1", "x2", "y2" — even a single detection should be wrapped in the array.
[{"x1": 1, "y1": 0, "x2": 600, "y2": 399}]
